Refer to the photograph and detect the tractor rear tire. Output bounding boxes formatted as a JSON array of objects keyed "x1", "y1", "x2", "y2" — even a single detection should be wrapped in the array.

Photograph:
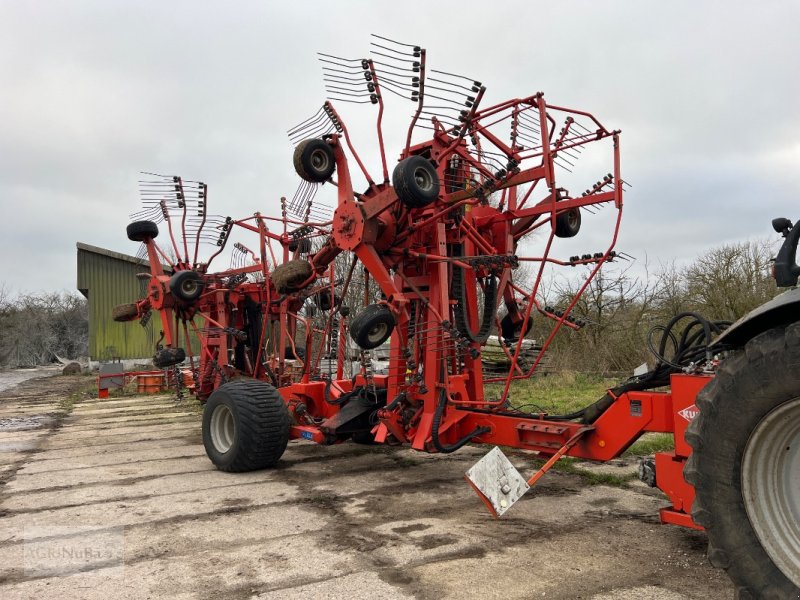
[
  {"x1": 153, "y1": 347, "x2": 186, "y2": 368},
  {"x1": 554, "y1": 208, "x2": 581, "y2": 238},
  {"x1": 392, "y1": 155, "x2": 440, "y2": 209},
  {"x1": 293, "y1": 139, "x2": 336, "y2": 183},
  {"x1": 272, "y1": 260, "x2": 313, "y2": 294},
  {"x1": 684, "y1": 324, "x2": 800, "y2": 598},
  {"x1": 112, "y1": 303, "x2": 139, "y2": 322},
  {"x1": 350, "y1": 304, "x2": 395, "y2": 349},
  {"x1": 127, "y1": 220, "x2": 159, "y2": 242},
  {"x1": 202, "y1": 379, "x2": 290, "y2": 472}
]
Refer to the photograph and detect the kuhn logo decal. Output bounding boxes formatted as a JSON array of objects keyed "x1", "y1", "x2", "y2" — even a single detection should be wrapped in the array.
[{"x1": 678, "y1": 404, "x2": 699, "y2": 422}]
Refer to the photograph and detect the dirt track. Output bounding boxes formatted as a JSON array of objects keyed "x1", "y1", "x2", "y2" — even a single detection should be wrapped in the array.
[{"x1": 0, "y1": 374, "x2": 734, "y2": 599}]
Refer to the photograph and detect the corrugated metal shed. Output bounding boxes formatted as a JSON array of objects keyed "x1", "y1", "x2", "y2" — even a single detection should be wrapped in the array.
[{"x1": 76, "y1": 242, "x2": 156, "y2": 360}]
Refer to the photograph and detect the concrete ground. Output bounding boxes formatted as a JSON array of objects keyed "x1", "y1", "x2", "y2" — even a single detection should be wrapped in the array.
[{"x1": 0, "y1": 374, "x2": 734, "y2": 599}]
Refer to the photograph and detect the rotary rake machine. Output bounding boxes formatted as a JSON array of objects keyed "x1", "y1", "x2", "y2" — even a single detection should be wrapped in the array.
[{"x1": 115, "y1": 36, "x2": 800, "y2": 597}]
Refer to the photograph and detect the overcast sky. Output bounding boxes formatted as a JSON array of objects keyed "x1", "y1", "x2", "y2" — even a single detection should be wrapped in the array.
[{"x1": 1, "y1": 1, "x2": 798, "y2": 296}]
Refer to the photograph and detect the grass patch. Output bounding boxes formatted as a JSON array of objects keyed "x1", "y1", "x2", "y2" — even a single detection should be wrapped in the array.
[
  {"x1": 485, "y1": 371, "x2": 618, "y2": 415},
  {"x1": 623, "y1": 432, "x2": 674, "y2": 457},
  {"x1": 57, "y1": 379, "x2": 97, "y2": 413},
  {"x1": 525, "y1": 456, "x2": 636, "y2": 487}
]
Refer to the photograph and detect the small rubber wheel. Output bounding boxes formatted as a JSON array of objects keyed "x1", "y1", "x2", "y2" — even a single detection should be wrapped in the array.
[
  {"x1": 202, "y1": 379, "x2": 290, "y2": 472},
  {"x1": 127, "y1": 220, "x2": 159, "y2": 242},
  {"x1": 685, "y1": 324, "x2": 800, "y2": 597},
  {"x1": 169, "y1": 270, "x2": 204, "y2": 303},
  {"x1": 153, "y1": 347, "x2": 186, "y2": 368},
  {"x1": 315, "y1": 292, "x2": 341, "y2": 311},
  {"x1": 392, "y1": 155, "x2": 440, "y2": 209},
  {"x1": 500, "y1": 314, "x2": 533, "y2": 342},
  {"x1": 272, "y1": 260, "x2": 313, "y2": 294},
  {"x1": 350, "y1": 304, "x2": 395, "y2": 349},
  {"x1": 554, "y1": 208, "x2": 581, "y2": 238},
  {"x1": 293, "y1": 139, "x2": 336, "y2": 183},
  {"x1": 112, "y1": 303, "x2": 139, "y2": 322}
]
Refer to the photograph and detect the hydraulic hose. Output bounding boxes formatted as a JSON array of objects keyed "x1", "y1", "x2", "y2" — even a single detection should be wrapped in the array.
[{"x1": 431, "y1": 388, "x2": 490, "y2": 453}]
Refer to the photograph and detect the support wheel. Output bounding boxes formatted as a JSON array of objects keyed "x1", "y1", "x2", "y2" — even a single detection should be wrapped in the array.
[
  {"x1": 293, "y1": 139, "x2": 336, "y2": 183},
  {"x1": 153, "y1": 347, "x2": 186, "y2": 368},
  {"x1": 169, "y1": 270, "x2": 205, "y2": 303},
  {"x1": 349, "y1": 304, "x2": 395, "y2": 349},
  {"x1": 392, "y1": 155, "x2": 440, "y2": 209},
  {"x1": 202, "y1": 379, "x2": 290, "y2": 472},
  {"x1": 554, "y1": 208, "x2": 581, "y2": 238},
  {"x1": 112, "y1": 303, "x2": 139, "y2": 322},
  {"x1": 684, "y1": 324, "x2": 800, "y2": 598},
  {"x1": 272, "y1": 260, "x2": 313, "y2": 294},
  {"x1": 127, "y1": 220, "x2": 159, "y2": 242}
]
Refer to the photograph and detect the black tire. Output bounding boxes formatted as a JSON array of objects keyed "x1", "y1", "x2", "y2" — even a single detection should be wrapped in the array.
[
  {"x1": 112, "y1": 303, "x2": 139, "y2": 322},
  {"x1": 350, "y1": 304, "x2": 395, "y2": 349},
  {"x1": 392, "y1": 155, "x2": 440, "y2": 209},
  {"x1": 272, "y1": 260, "x2": 313, "y2": 294},
  {"x1": 685, "y1": 324, "x2": 800, "y2": 598},
  {"x1": 554, "y1": 208, "x2": 581, "y2": 238},
  {"x1": 293, "y1": 139, "x2": 336, "y2": 183},
  {"x1": 500, "y1": 313, "x2": 533, "y2": 342},
  {"x1": 315, "y1": 292, "x2": 341, "y2": 311},
  {"x1": 127, "y1": 220, "x2": 159, "y2": 242},
  {"x1": 202, "y1": 379, "x2": 290, "y2": 472},
  {"x1": 169, "y1": 270, "x2": 205, "y2": 303},
  {"x1": 153, "y1": 347, "x2": 186, "y2": 368},
  {"x1": 351, "y1": 431, "x2": 376, "y2": 445}
]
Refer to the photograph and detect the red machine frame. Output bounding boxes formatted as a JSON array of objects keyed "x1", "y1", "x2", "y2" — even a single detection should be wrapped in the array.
[{"x1": 123, "y1": 37, "x2": 708, "y2": 528}]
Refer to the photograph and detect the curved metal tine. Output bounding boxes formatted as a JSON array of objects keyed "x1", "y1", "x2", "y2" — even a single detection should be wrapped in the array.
[
  {"x1": 379, "y1": 80, "x2": 416, "y2": 96},
  {"x1": 379, "y1": 85, "x2": 414, "y2": 101},
  {"x1": 430, "y1": 69, "x2": 481, "y2": 86},
  {"x1": 326, "y1": 96, "x2": 374, "y2": 105},
  {"x1": 324, "y1": 84, "x2": 370, "y2": 98},
  {"x1": 287, "y1": 106, "x2": 325, "y2": 134},
  {"x1": 319, "y1": 64, "x2": 364, "y2": 77},
  {"x1": 517, "y1": 120, "x2": 540, "y2": 135},
  {"x1": 425, "y1": 84, "x2": 472, "y2": 99},
  {"x1": 374, "y1": 73, "x2": 417, "y2": 89},
  {"x1": 425, "y1": 92, "x2": 469, "y2": 107},
  {"x1": 553, "y1": 160, "x2": 573, "y2": 173},
  {"x1": 427, "y1": 76, "x2": 481, "y2": 94},
  {"x1": 370, "y1": 33, "x2": 420, "y2": 48},
  {"x1": 289, "y1": 121, "x2": 334, "y2": 143},
  {"x1": 370, "y1": 51, "x2": 418, "y2": 66},
  {"x1": 140, "y1": 171, "x2": 175, "y2": 179},
  {"x1": 369, "y1": 42, "x2": 419, "y2": 58},
  {"x1": 318, "y1": 58, "x2": 363, "y2": 72},
  {"x1": 372, "y1": 60, "x2": 420, "y2": 74},
  {"x1": 323, "y1": 73, "x2": 369, "y2": 84},
  {"x1": 288, "y1": 112, "x2": 328, "y2": 137},
  {"x1": 517, "y1": 111, "x2": 541, "y2": 126},
  {"x1": 317, "y1": 52, "x2": 364, "y2": 63}
]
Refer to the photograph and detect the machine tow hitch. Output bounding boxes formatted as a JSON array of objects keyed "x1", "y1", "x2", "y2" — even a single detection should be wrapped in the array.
[{"x1": 465, "y1": 426, "x2": 594, "y2": 517}]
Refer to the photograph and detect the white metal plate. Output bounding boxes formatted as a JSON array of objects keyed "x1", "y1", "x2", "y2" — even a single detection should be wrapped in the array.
[{"x1": 465, "y1": 446, "x2": 529, "y2": 517}]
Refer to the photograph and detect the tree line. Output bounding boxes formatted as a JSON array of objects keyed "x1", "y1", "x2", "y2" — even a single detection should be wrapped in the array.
[
  {"x1": 539, "y1": 239, "x2": 780, "y2": 374},
  {"x1": 0, "y1": 287, "x2": 88, "y2": 368}
]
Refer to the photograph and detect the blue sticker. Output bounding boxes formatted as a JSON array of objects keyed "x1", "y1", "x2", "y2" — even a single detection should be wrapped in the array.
[{"x1": 301, "y1": 431, "x2": 313, "y2": 440}]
